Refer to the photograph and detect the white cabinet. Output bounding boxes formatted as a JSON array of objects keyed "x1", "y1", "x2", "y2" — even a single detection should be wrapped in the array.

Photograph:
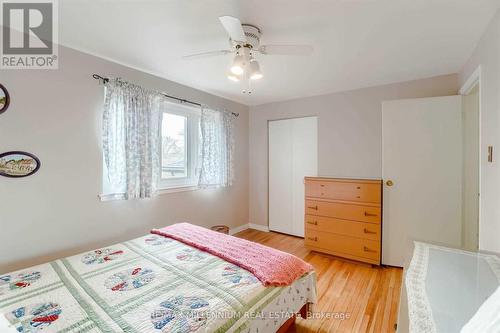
[{"x1": 268, "y1": 117, "x2": 318, "y2": 237}]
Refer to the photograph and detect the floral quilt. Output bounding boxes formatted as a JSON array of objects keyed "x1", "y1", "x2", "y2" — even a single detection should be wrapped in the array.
[{"x1": 0, "y1": 234, "x2": 316, "y2": 333}]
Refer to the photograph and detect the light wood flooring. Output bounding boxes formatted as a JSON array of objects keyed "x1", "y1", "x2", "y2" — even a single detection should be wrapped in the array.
[{"x1": 234, "y1": 229, "x2": 403, "y2": 333}]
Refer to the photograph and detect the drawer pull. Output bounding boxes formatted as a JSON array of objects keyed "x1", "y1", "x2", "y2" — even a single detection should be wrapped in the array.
[
  {"x1": 364, "y1": 246, "x2": 376, "y2": 253},
  {"x1": 364, "y1": 211, "x2": 377, "y2": 217},
  {"x1": 363, "y1": 228, "x2": 376, "y2": 234},
  {"x1": 308, "y1": 205, "x2": 318, "y2": 210},
  {"x1": 307, "y1": 237, "x2": 318, "y2": 242},
  {"x1": 307, "y1": 221, "x2": 318, "y2": 226}
]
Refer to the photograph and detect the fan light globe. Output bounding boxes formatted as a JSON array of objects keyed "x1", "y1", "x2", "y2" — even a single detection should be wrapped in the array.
[
  {"x1": 231, "y1": 66, "x2": 244, "y2": 75},
  {"x1": 227, "y1": 72, "x2": 240, "y2": 82},
  {"x1": 251, "y1": 73, "x2": 263, "y2": 80},
  {"x1": 231, "y1": 53, "x2": 245, "y2": 75},
  {"x1": 249, "y1": 59, "x2": 263, "y2": 80}
]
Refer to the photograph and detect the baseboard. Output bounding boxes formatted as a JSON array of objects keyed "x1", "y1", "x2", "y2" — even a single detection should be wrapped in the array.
[
  {"x1": 229, "y1": 224, "x2": 249, "y2": 235},
  {"x1": 229, "y1": 223, "x2": 270, "y2": 235},
  {"x1": 249, "y1": 223, "x2": 269, "y2": 232}
]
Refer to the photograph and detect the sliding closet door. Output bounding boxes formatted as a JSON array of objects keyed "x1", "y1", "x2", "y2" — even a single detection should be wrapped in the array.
[
  {"x1": 269, "y1": 119, "x2": 294, "y2": 235},
  {"x1": 291, "y1": 118, "x2": 318, "y2": 236},
  {"x1": 269, "y1": 117, "x2": 318, "y2": 237}
]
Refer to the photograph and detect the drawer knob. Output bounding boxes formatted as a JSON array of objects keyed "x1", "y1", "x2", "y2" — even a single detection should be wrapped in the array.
[
  {"x1": 363, "y1": 228, "x2": 376, "y2": 234},
  {"x1": 307, "y1": 221, "x2": 318, "y2": 226},
  {"x1": 308, "y1": 205, "x2": 318, "y2": 210},
  {"x1": 364, "y1": 246, "x2": 376, "y2": 253},
  {"x1": 364, "y1": 211, "x2": 377, "y2": 217},
  {"x1": 307, "y1": 236, "x2": 318, "y2": 242}
]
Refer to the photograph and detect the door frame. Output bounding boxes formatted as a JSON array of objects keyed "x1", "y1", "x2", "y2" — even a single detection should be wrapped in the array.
[{"x1": 459, "y1": 65, "x2": 482, "y2": 250}]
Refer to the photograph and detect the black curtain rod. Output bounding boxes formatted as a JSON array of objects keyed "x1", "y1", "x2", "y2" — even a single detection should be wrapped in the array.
[{"x1": 92, "y1": 74, "x2": 239, "y2": 117}]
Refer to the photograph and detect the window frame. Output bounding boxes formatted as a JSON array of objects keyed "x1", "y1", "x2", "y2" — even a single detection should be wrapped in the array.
[{"x1": 158, "y1": 102, "x2": 201, "y2": 190}]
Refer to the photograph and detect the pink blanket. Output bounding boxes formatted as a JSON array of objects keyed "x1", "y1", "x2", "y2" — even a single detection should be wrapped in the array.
[{"x1": 151, "y1": 223, "x2": 313, "y2": 287}]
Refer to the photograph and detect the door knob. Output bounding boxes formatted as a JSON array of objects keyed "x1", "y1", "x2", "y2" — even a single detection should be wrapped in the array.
[{"x1": 386, "y1": 180, "x2": 394, "y2": 186}]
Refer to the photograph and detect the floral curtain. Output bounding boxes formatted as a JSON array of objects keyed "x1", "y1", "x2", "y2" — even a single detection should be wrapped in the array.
[
  {"x1": 102, "y1": 78, "x2": 162, "y2": 199},
  {"x1": 198, "y1": 106, "x2": 234, "y2": 188}
]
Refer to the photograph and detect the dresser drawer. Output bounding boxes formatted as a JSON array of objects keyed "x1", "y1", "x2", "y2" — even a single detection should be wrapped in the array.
[
  {"x1": 305, "y1": 179, "x2": 381, "y2": 203},
  {"x1": 305, "y1": 200, "x2": 381, "y2": 224},
  {"x1": 305, "y1": 215, "x2": 380, "y2": 240},
  {"x1": 305, "y1": 230, "x2": 381, "y2": 261}
]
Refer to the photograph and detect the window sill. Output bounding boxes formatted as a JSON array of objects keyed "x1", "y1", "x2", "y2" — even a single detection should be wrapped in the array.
[
  {"x1": 99, "y1": 185, "x2": 219, "y2": 202},
  {"x1": 99, "y1": 193, "x2": 127, "y2": 202},
  {"x1": 156, "y1": 185, "x2": 200, "y2": 195}
]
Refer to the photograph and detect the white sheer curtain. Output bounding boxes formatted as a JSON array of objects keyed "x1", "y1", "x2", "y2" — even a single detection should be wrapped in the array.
[
  {"x1": 102, "y1": 78, "x2": 162, "y2": 199},
  {"x1": 198, "y1": 106, "x2": 234, "y2": 188}
]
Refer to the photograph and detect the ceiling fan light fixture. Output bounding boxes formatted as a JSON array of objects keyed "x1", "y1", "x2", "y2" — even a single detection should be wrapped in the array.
[
  {"x1": 230, "y1": 64, "x2": 244, "y2": 75},
  {"x1": 227, "y1": 72, "x2": 240, "y2": 82},
  {"x1": 230, "y1": 53, "x2": 245, "y2": 75},
  {"x1": 249, "y1": 59, "x2": 263, "y2": 80}
]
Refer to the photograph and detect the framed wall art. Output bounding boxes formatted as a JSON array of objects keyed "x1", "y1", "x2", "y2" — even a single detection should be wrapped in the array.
[
  {"x1": 0, "y1": 151, "x2": 41, "y2": 178},
  {"x1": 0, "y1": 84, "x2": 10, "y2": 114}
]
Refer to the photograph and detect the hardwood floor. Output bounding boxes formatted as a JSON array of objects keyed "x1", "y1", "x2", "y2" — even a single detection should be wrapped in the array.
[{"x1": 234, "y1": 229, "x2": 403, "y2": 333}]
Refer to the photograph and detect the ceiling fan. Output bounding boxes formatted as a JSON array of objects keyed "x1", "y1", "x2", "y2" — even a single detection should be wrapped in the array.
[{"x1": 183, "y1": 16, "x2": 313, "y2": 94}]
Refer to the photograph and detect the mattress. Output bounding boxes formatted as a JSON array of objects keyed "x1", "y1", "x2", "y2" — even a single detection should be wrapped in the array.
[{"x1": 0, "y1": 233, "x2": 317, "y2": 333}]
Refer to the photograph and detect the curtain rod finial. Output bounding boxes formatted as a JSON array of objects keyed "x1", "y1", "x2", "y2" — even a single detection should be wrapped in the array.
[{"x1": 93, "y1": 74, "x2": 109, "y2": 84}]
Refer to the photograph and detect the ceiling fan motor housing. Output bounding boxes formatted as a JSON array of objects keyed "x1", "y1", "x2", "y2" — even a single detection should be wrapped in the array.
[{"x1": 238, "y1": 24, "x2": 261, "y2": 50}]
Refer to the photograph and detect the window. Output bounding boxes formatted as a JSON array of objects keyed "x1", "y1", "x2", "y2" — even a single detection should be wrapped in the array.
[
  {"x1": 161, "y1": 113, "x2": 187, "y2": 179},
  {"x1": 158, "y1": 103, "x2": 201, "y2": 189},
  {"x1": 100, "y1": 78, "x2": 234, "y2": 201}
]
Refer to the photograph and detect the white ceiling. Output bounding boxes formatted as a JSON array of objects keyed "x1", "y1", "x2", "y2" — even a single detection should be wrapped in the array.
[{"x1": 59, "y1": 0, "x2": 500, "y2": 106}]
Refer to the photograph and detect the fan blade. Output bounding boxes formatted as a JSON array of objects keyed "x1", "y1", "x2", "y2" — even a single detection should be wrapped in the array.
[
  {"x1": 258, "y1": 45, "x2": 313, "y2": 56},
  {"x1": 219, "y1": 16, "x2": 246, "y2": 43},
  {"x1": 182, "y1": 50, "x2": 233, "y2": 60}
]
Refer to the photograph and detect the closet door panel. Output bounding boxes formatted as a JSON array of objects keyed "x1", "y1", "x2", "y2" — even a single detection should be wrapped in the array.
[
  {"x1": 269, "y1": 117, "x2": 317, "y2": 237},
  {"x1": 268, "y1": 119, "x2": 293, "y2": 234},
  {"x1": 291, "y1": 117, "x2": 318, "y2": 237}
]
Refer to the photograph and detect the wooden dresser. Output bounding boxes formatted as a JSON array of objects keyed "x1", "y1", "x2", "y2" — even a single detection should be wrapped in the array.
[{"x1": 304, "y1": 177, "x2": 382, "y2": 265}]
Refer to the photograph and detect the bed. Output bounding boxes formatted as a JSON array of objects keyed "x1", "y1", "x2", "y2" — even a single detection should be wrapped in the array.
[{"x1": 0, "y1": 231, "x2": 316, "y2": 333}]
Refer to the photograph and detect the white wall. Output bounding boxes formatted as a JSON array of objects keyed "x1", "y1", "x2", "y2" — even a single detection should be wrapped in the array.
[
  {"x1": 0, "y1": 46, "x2": 249, "y2": 273},
  {"x1": 459, "y1": 9, "x2": 500, "y2": 253},
  {"x1": 249, "y1": 74, "x2": 458, "y2": 227}
]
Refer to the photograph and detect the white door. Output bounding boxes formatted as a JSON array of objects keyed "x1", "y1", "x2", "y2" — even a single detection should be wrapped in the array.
[
  {"x1": 269, "y1": 117, "x2": 318, "y2": 237},
  {"x1": 382, "y1": 96, "x2": 463, "y2": 267}
]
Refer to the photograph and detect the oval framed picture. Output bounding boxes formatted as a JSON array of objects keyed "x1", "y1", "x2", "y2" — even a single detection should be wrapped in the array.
[
  {"x1": 0, "y1": 84, "x2": 10, "y2": 115},
  {"x1": 0, "y1": 151, "x2": 41, "y2": 178}
]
